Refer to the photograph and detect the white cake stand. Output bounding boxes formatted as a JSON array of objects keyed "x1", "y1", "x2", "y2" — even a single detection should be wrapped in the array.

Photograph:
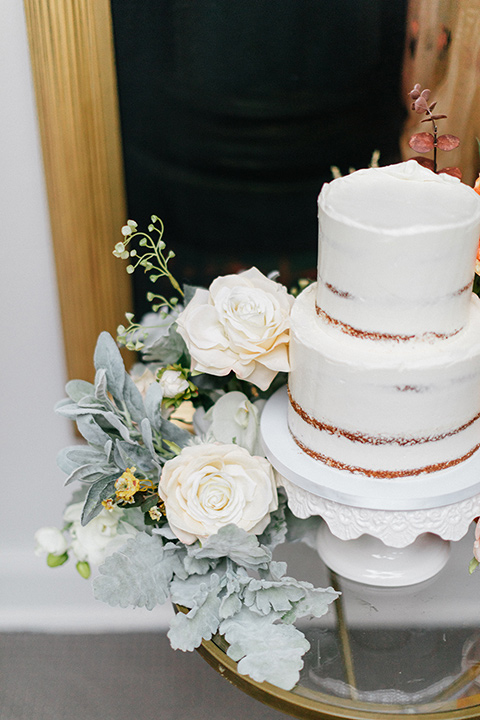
[{"x1": 260, "y1": 387, "x2": 480, "y2": 587}]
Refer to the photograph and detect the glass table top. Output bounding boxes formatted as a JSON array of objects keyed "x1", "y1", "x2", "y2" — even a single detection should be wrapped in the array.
[{"x1": 197, "y1": 526, "x2": 480, "y2": 719}]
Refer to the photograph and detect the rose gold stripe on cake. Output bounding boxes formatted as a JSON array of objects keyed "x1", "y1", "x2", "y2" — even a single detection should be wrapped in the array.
[
  {"x1": 315, "y1": 304, "x2": 461, "y2": 342},
  {"x1": 453, "y1": 281, "x2": 473, "y2": 297},
  {"x1": 324, "y1": 282, "x2": 353, "y2": 299},
  {"x1": 321, "y1": 277, "x2": 472, "y2": 302},
  {"x1": 288, "y1": 387, "x2": 480, "y2": 447},
  {"x1": 290, "y1": 431, "x2": 480, "y2": 478}
]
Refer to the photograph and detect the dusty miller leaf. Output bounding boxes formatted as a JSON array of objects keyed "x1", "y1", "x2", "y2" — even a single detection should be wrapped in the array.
[
  {"x1": 168, "y1": 573, "x2": 223, "y2": 651},
  {"x1": 243, "y1": 576, "x2": 306, "y2": 616},
  {"x1": 169, "y1": 567, "x2": 223, "y2": 610},
  {"x1": 189, "y1": 525, "x2": 271, "y2": 570},
  {"x1": 257, "y1": 493, "x2": 288, "y2": 551},
  {"x1": 219, "y1": 607, "x2": 309, "y2": 690},
  {"x1": 93, "y1": 534, "x2": 184, "y2": 610},
  {"x1": 281, "y1": 583, "x2": 340, "y2": 624}
]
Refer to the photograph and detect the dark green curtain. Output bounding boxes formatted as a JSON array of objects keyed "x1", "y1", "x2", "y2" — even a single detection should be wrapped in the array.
[{"x1": 110, "y1": 0, "x2": 407, "y2": 316}]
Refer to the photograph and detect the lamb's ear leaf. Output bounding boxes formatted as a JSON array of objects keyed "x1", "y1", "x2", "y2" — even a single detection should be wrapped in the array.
[
  {"x1": 65, "y1": 379, "x2": 96, "y2": 403},
  {"x1": 75, "y1": 415, "x2": 111, "y2": 446},
  {"x1": 81, "y1": 475, "x2": 117, "y2": 525},
  {"x1": 93, "y1": 332, "x2": 125, "y2": 401},
  {"x1": 122, "y1": 372, "x2": 147, "y2": 425},
  {"x1": 144, "y1": 381, "x2": 164, "y2": 432}
]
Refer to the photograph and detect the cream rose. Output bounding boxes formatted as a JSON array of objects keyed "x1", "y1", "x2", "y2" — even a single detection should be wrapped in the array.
[
  {"x1": 158, "y1": 442, "x2": 278, "y2": 544},
  {"x1": 176, "y1": 267, "x2": 293, "y2": 391}
]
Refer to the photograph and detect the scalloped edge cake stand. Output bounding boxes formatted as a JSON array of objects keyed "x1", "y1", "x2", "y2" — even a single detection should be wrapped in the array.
[{"x1": 261, "y1": 387, "x2": 480, "y2": 587}]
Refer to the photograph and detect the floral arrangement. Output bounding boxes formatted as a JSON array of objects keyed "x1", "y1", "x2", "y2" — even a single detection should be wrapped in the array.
[
  {"x1": 35, "y1": 217, "x2": 339, "y2": 691},
  {"x1": 35, "y1": 94, "x2": 480, "y2": 684}
]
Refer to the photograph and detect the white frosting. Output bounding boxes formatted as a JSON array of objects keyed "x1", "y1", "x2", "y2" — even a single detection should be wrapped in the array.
[
  {"x1": 316, "y1": 161, "x2": 480, "y2": 337},
  {"x1": 288, "y1": 283, "x2": 480, "y2": 476}
]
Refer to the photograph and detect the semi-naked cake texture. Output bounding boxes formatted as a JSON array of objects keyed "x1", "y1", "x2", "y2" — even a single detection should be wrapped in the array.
[{"x1": 287, "y1": 161, "x2": 480, "y2": 478}]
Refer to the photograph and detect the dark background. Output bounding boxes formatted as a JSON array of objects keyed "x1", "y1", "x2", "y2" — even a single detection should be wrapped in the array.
[{"x1": 110, "y1": 0, "x2": 407, "y2": 316}]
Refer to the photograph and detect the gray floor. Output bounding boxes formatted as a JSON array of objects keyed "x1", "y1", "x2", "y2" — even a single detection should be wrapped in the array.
[{"x1": 0, "y1": 632, "x2": 290, "y2": 720}]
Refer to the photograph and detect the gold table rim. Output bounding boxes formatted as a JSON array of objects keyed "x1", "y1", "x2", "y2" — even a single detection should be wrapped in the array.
[{"x1": 196, "y1": 634, "x2": 480, "y2": 720}]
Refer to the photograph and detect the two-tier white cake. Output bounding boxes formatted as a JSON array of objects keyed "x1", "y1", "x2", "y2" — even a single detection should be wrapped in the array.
[{"x1": 287, "y1": 160, "x2": 480, "y2": 478}]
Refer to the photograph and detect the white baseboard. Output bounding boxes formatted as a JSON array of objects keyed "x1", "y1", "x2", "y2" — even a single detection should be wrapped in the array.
[{"x1": 0, "y1": 549, "x2": 173, "y2": 633}]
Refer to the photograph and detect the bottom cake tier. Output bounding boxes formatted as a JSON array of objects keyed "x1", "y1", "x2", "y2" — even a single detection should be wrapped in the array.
[{"x1": 287, "y1": 283, "x2": 480, "y2": 478}]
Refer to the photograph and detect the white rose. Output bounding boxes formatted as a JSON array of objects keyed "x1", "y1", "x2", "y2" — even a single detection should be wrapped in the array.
[
  {"x1": 176, "y1": 267, "x2": 293, "y2": 391},
  {"x1": 64, "y1": 502, "x2": 138, "y2": 566},
  {"x1": 158, "y1": 442, "x2": 278, "y2": 544},
  {"x1": 159, "y1": 369, "x2": 190, "y2": 398},
  {"x1": 34, "y1": 526, "x2": 68, "y2": 557}
]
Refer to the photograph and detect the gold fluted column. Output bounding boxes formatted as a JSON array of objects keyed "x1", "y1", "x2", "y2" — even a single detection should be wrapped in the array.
[{"x1": 24, "y1": 0, "x2": 132, "y2": 382}]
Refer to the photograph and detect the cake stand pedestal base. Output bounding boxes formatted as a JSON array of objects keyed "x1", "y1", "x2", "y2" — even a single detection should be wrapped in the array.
[
  {"x1": 261, "y1": 387, "x2": 480, "y2": 587},
  {"x1": 316, "y1": 524, "x2": 450, "y2": 587}
]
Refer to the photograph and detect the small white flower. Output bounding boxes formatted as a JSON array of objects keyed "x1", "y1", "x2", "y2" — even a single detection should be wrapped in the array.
[
  {"x1": 64, "y1": 502, "x2": 138, "y2": 566},
  {"x1": 159, "y1": 369, "x2": 189, "y2": 398},
  {"x1": 34, "y1": 527, "x2": 68, "y2": 557}
]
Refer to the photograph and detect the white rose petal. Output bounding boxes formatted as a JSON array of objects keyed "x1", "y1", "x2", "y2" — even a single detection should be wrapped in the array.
[
  {"x1": 34, "y1": 527, "x2": 68, "y2": 557},
  {"x1": 176, "y1": 267, "x2": 293, "y2": 391},
  {"x1": 158, "y1": 442, "x2": 278, "y2": 544},
  {"x1": 206, "y1": 391, "x2": 265, "y2": 455}
]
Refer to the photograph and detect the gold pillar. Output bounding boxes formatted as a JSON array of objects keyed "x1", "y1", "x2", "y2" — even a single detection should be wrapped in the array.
[{"x1": 24, "y1": 0, "x2": 132, "y2": 382}]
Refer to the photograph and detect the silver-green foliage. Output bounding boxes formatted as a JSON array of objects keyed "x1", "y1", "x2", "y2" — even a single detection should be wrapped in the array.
[
  {"x1": 92, "y1": 500, "x2": 339, "y2": 691},
  {"x1": 55, "y1": 332, "x2": 191, "y2": 525}
]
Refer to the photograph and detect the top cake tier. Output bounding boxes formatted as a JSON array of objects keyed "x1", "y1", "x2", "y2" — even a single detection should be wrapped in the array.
[{"x1": 316, "y1": 161, "x2": 480, "y2": 339}]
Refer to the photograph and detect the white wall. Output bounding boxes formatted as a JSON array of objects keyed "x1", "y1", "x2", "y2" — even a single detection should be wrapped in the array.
[{"x1": 0, "y1": 1, "x2": 171, "y2": 631}]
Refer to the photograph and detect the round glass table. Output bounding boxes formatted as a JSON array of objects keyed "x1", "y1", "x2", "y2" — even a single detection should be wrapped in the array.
[{"x1": 195, "y1": 526, "x2": 480, "y2": 719}]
